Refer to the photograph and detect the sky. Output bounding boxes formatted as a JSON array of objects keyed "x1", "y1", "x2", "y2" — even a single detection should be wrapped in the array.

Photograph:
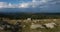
[{"x1": 0, "y1": 0, "x2": 60, "y2": 13}]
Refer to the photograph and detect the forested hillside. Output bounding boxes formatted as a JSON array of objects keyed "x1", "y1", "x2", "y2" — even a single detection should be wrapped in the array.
[{"x1": 0, "y1": 13, "x2": 60, "y2": 19}]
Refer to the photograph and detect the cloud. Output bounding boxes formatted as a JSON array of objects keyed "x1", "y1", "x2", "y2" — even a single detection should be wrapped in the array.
[
  {"x1": 18, "y1": 0, "x2": 54, "y2": 8},
  {"x1": 18, "y1": 3, "x2": 31, "y2": 8},
  {"x1": 0, "y1": 2, "x2": 17, "y2": 8},
  {"x1": 18, "y1": 0, "x2": 46, "y2": 8},
  {"x1": 8, "y1": 3, "x2": 17, "y2": 8},
  {"x1": 0, "y1": 2, "x2": 8, "y2": 8},
  {"x1": 0, "y1": 0, "x2": 60, "y2": 8},
  {"x1": 18, "y1": 0, "x2": 49, "y2": 8}
]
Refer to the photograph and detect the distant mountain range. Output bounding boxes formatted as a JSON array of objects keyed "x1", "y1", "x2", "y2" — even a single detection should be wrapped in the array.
[
  {"x1": 0, "y1": 8, "x2": 60, "y2": 19},
  {"x1": 0, "y1": 8, "x2": 60, "y2": 13}
]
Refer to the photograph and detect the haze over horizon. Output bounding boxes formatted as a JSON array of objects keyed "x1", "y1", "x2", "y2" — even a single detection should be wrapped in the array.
[{"x1": 0, "y1": 0, "x2": 60, "y2": 13}]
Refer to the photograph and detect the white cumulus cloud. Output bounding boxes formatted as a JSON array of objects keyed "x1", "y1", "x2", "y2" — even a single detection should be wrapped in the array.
[
  {"x1": 18, "y1": 3, "x2": 31, "y2": 8},
  {"x1": 8, "y1": 3, "x2": 17, "y2": 8},
  {"x1": 0, "y1": 0, "x2": 60, "y2": 8},
  {"x1": 0, "y1": 2, "x2": 8, "y2": 8},
  {"x1": 0, "y1": 2, "x2": 17, "y2": 8}
]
